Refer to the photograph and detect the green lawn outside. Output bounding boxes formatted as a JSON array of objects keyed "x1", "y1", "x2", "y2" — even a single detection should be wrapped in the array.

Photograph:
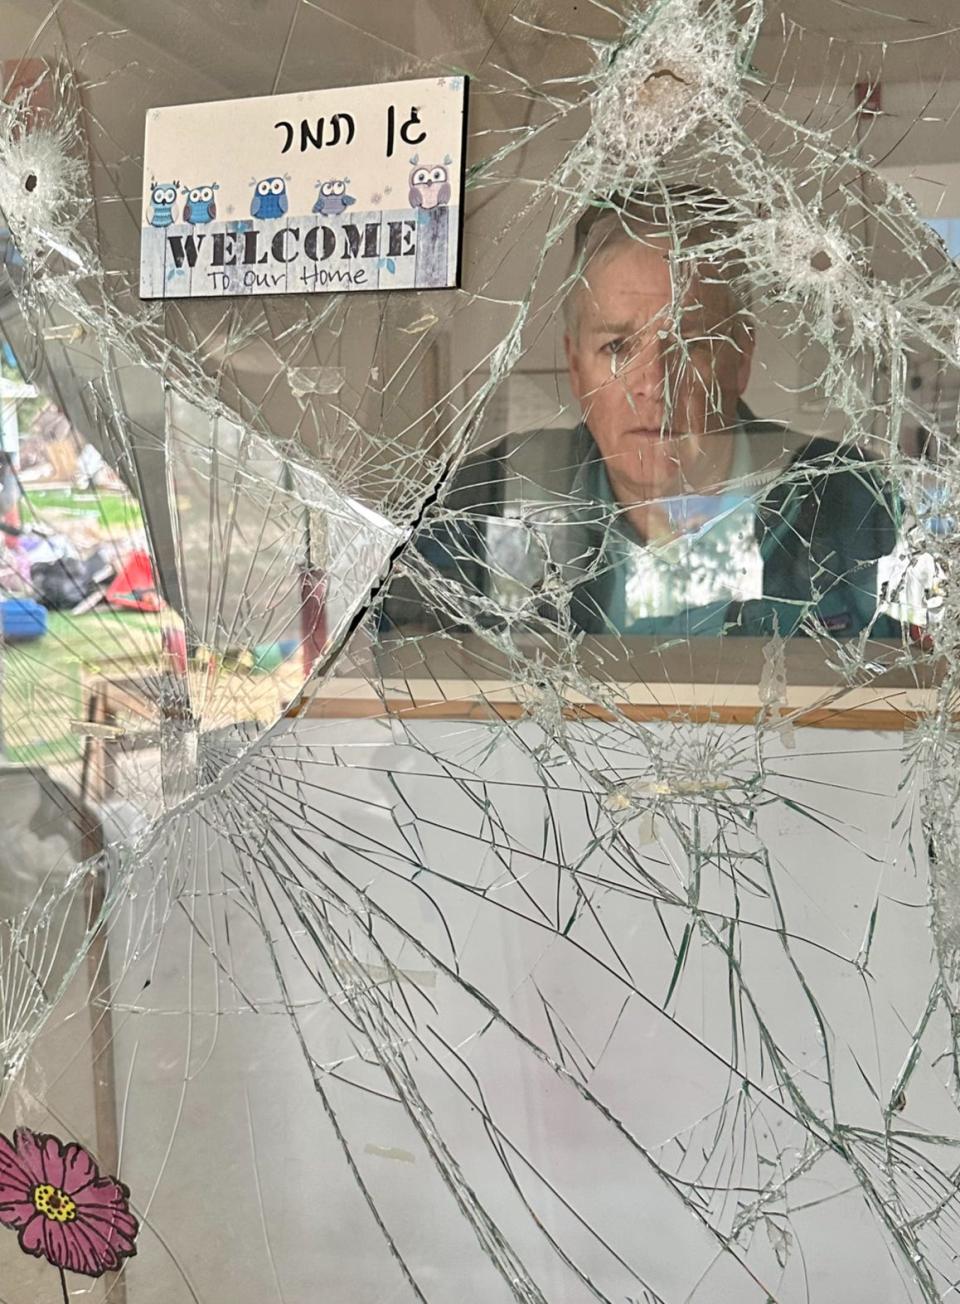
[
  {"x1": 20, "y1": 487, "x2": 143, "y2": 532},
  {"x1": 2, "y1": 609, "x2": 163, "y2": 765}
]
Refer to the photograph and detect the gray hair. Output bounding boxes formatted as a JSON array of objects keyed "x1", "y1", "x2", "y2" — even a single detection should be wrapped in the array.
[{"x1": 562, "y1": 193, "x2": 751, "y2": 341}]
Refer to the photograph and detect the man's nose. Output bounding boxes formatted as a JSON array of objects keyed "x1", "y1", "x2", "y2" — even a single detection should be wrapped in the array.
[{"x1": 618, "y1": 334, "x2": 666, "y2": 398}]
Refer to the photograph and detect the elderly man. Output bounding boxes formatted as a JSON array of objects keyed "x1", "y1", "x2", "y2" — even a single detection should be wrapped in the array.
[{"x1": 382, "y1": 195, "x2": 900, "y2": 639}]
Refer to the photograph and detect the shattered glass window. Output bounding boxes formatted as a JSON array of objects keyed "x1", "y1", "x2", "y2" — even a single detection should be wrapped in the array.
[{"x1": 1, "y1": 1, "x2": 960, "y2": 1301}]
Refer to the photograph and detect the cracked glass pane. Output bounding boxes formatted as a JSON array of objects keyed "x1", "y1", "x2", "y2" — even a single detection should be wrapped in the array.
[{"x1": 0, "y1": 2, "x2": 959, "y2": 1302}]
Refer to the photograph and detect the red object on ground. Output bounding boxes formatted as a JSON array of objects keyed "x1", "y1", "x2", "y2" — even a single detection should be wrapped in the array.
[
  {"x1": 909, "y1": 623, "x2": 936, "y2": 653},
  {"x1": 162, "y1": 626, "x2": 188, "y2": 672},
  {"x1": 2, "y1": 499, "x2": 20, "y2": 547},
  {"x1": 106, "y1": 550, "x2": 161, "y2": 612},
  {"x1": 854, "y1": 80, "x2": 882, "y2": 117},
  {"x1": 300, "y1": 568, "x2": 327, "y2": 676}
]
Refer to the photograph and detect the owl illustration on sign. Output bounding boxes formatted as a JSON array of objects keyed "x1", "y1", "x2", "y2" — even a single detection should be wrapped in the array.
[
  {"x1": 408, "y1": 156, "x2": 452, "y2": 210},
  {"x1": 182, "y1": 183, "x2": 219, "y2": 224},
  {"x1": 313, "y1": 179, "x2": 356, "y2": 216},
  {"x1": 251, "y1": 176, "x2": 290, "y2": 220},
  {"x1": 148, "y1": 181, "x2": 179, "y2": 227}
]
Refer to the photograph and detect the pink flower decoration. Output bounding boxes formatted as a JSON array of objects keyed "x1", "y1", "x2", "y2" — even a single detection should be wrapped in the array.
[{"x1": 0, "y1": 1127, "x2": 138, "y2": 1277}]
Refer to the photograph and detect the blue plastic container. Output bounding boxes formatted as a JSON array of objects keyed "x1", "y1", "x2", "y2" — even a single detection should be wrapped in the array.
[{"x1": 1, "y1": 598, "x2": 47, "y2": 641}]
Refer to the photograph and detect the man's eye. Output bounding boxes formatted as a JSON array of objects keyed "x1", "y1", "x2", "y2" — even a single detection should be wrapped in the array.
[{"x1": 601, "y1": 339, "x2": 625, "y2": 356}]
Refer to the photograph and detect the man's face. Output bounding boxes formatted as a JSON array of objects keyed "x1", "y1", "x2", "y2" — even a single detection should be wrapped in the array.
[{"x1": 565, "y1": 238, "x2": 752, "y2": 502}]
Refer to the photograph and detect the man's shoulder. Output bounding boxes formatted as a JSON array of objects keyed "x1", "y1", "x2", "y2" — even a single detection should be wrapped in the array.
[
  {"x1": 785, "y1": 433, "x2": 883, "y2": 469},
  {"x1": 736, "y1": 404, "x2": 883, "y2": 483},
  {"x1": 757, "y1": 431, "x2": 898, "y2": 557},
  {"x1": 766, "y1": 433, "x2": 892, "y2": 503}
]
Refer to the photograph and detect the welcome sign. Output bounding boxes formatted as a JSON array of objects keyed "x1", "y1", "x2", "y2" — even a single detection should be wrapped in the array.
[{"x1": 140, "y1": 76, "x2": 468, "y2": 299}]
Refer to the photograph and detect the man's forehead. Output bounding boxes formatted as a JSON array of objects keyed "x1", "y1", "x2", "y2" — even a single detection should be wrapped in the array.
[{"x1": 578, "y1": 248, "x2": 732, "y2": 329}]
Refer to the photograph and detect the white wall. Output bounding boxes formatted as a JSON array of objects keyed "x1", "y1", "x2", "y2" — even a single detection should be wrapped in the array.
[{"x1": 48, "y1": 716, "x2": 948, "y2": 1304}]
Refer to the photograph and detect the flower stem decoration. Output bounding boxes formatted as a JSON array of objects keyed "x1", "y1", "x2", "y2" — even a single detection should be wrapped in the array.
[{"x1": 0, "y1": 1127, "x2": 138, "y2": 1299}]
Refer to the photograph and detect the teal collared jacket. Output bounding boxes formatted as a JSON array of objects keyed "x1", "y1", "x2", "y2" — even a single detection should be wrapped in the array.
[{"x1": 381, "y1": 416, "x2": 901, "y2": 640}]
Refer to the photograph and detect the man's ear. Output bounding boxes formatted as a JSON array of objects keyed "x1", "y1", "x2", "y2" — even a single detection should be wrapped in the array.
[{"x1": 565, "y1": 330, "x2": 582, "y2": 404}]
